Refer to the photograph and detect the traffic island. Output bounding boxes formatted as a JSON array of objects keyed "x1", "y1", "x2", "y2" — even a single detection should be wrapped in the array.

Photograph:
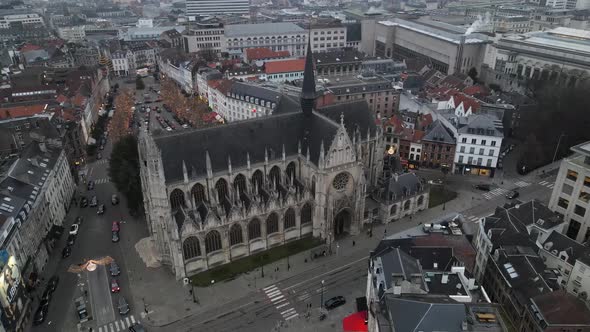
[{"x1": 190, "y1": 237, "x2": 323, "y2": 287}]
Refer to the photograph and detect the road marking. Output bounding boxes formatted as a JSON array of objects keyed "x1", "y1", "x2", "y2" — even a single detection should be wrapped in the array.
[
  {"x1": 131, "y1": 316, "x2": 136, "y2": 324},
  {"x1": 270, "y1": 295, "x2": 285, "y2": 302},
  {"x1": 266, "y1": 290, "x2": 281, "y2": 297},
  {"x1": 515, "y1": 181, "x2": 530, "y2": 188},
  {"x1": 285, "y1": 313, "x2": 299, "y2": 320},
  {"x1": 109, "y1": 323, "x2": 115, "y2": 332},
  {"x1": 125, "y1": 317, "x2": 131, "y2": 326},
  {"x1": 276, "y1": 302, "x2": 290, "y2": 309},
  {"x1": 281, "y1": 308, "x2": 296, "y2": 315},
  {"x1": 297, "y1": 292, "x2": 311, "y2": 301},
  {"x1": 285, "y1": 255, "x2": 368, "y2": 291},
  {"x1": 263, "y1": 284, "x2": 277, "y2": 291},
  {"x1": 99, "y1": 327, "x2": 103, "y2": 332},
  {"x1": 467, "y1": 215, "x2": 480, "y2": 222},
  {"x1": 539, "y1": 180, "x2": 549, "y2": 185},
  {"x1": 547, "y1": 184, "x2": 554, "y2": 188}
]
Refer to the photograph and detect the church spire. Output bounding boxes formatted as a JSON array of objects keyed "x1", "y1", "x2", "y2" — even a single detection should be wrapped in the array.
[{"x1": 300, "y1": 28, "x2": 316, "y2": 117}]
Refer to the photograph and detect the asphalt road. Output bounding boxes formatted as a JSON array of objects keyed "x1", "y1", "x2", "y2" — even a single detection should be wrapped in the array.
[{"x1": 88, "y1": 265, "x2": 115, "y2": 326}]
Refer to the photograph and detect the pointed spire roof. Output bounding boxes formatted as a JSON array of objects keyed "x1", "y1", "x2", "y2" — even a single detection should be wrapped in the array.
[{"x1": 300, "y1": 35, "x2": 316, "y2": 117}]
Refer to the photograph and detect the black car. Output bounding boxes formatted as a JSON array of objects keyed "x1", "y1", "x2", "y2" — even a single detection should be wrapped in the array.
[
  {"x1": 47, "y1": 276, "x2": 59, "y2": 292},
  {"x1": 110, "y1": 261, "x2": 121, "y2": 276},
  {"x1": 62, "y1": 246, "x2": 71, "y2": 258},
  {"x1": 80, "y1": 197, "x2": 88, "y2": 208},
  {"x1": 324, "y1": 296, "x2": 346, "y2": 310},
  {"x1": 87, "y1": 181, "x2": 95, "y2": 190},
  {"x1": 474, "y1": 184, "x2": 491, "y2": 191},
  {"x1": 506, "y1": 190, "x2": 520, "y2": 199},
  {"x1": 129, "y1": 323, "x2": 146, "y2": 332},
  {"x1": 118, "y1": 296, "x2": 130, "y2": 315},
  {"x1": 112, "y1": 231, "x2": 120, "y2": 243},
  {"x1": 41, "y1": 288, "x2": 52, "y2": 302},
  {"x1": 67, "y1": 234, "x2": 76, "y2": 246},
  {"x1": 33, "y1": 301, "x2": 49, "y2": 326}
]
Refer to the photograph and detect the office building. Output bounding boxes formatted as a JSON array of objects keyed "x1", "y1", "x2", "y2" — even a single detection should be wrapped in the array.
[
  {"x1": 224, "y1": 22, "x2": 306, "y2": 57},
  {"x1": 185, "y1": 0, "x2": 250, "y2": 18}
]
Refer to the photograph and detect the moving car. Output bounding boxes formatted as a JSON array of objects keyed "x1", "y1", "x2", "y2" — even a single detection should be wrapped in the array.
[
  {"x1": 118, "y1": 296, "x2": 130, "y2": 315},
  {"x1": 474, "y1": 184, "x2": 491, "y2": 191},
  {"x1": 47, "y1": 276, "x2": 59, "y2": 292},
  {"x1": 87, "y1": 181, "x2": 94, "y2": 190},
  {"x1": 112, "y1": 194, "x2": 119, "y2": 205},
  {"x1": 129, "y1": 323, "x2": 146, "y2": 332},
  {"x1": 112, "y1": 231, "x2": 120, "y2": 243},
  {"x1": 506, "y1": 190, "x2": 520, "y2": 199},
  {"x1": 69, "y1": 224, "x2": 79, "y2": 235},
  {"x1": 112, "y1": 221, "x2": 120, "y2": 232},
  {"x1": 67, "y1": 234, "x2": 76, "y2": 246},
  {"x1": 90, "y1": 196, "x2": 98, "y2": 207},
  {"x1": 33, "y1": 301, "x2": 49, "y2": 325},
  {"x1": 97, "y1": 204, "x2": 106, "y2": 215},
  {"x1": 324, "y1": 296, "x2": 346, "y2": 310},
  {"x1": 110, "y1": 261, "x2": 120, "y2": 276},
  {"x1": 62, "y1": 246, "x2": 71, "y2": 258},
  {"x1": 80, "y1": 197, "x2": 88, "y2": 208},
  {"x1": 111, "y1": 279, "x2": 120, "y2": 293}
]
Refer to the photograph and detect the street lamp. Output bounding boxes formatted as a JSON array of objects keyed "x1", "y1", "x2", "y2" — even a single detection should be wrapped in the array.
[{"x1": 320, "y1": 280, "x2": 325, "y2": 309}]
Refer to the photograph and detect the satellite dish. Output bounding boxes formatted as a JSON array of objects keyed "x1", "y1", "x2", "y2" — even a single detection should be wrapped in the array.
[{"x1": 183, "y1": 278, "x2": 190, "y2": 285}]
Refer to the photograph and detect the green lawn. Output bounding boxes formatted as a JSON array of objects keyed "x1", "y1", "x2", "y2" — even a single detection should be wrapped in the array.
[
  {"x1": 428, "y1": 186, "x2": 458, "y2": 208},
  {"x1": 191, "y1": 237, "x2": 324, "y2": 287}
]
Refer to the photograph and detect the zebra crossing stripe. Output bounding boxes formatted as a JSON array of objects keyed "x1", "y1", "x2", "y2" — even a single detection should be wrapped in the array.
[
  {"x1": 99, "y1": 327, "x2": 103, "y2": 332},
  {"x1": 285, "y1": 313, "x2": 299, "y2": 320},
  {"x1": 270, "y1": 295, "x2": 285, "y2": 302},
  {"x1": 263, "y1": 285, "x2": 277, "y2": 291},
  {"x1": 281, "y1": 308, "x2": 296, "y2": 316},
  {"x1": 539, "y1": 181, "x2": 549, "y2": 185},
  {"x1": 273, "y1": 297, "x2": 286, "y2": 304},
  {"x1": 125, "y1": 317, "x2": 131, "y2": 326},
  {"x1": 109, "y1": 323, "x2": 115, "y2": 332},
  {"x1": 131, "y1": 316, "x2": 136, "y2": 324},
  {"x1": 276, "y1": 302, "x2": 290, "y2": 309}
]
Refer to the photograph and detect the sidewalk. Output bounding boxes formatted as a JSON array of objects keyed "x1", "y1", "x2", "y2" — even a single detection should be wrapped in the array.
[{"x1": 136, "y1": 192, "x2": 477, "y2": 328}]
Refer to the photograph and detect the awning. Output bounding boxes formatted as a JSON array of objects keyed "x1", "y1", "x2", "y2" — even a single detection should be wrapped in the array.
[{"x1": 342, "y1": 311, "x2": 368, "y2": 332}]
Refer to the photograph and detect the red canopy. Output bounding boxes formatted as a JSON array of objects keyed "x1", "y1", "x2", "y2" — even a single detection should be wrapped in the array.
[{"x1": 342, "y1": 311, "x2": 368, "y2": 332}]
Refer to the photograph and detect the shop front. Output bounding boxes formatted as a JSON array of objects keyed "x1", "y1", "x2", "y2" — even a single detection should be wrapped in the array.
[
  {"x1": 0, "y1": 253, "x2": 31, "y2": 332},
  {"x1": 455, "y1": 164, "x2": 495, "y2": 177}
]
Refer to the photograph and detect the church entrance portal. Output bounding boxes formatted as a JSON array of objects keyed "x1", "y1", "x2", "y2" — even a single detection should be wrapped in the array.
[{"x1": 334, "y1": 210, "x2": 351, "y2": 238}]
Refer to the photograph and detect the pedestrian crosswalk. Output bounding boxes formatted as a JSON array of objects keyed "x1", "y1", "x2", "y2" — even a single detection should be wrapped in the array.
[
  {"x1": 95, "y1": 159, "x2": 108, "y2": 165},
  {"x1": 482, "y1": 188, "x2": 508, "y2": 200},
  {"x1": 538, "y1": 180, "x2": 555, "y2": 189},
  {"x1": 98, "y1": 315, "x2": 137, "y2": 332},
  {"x1": 514, "y1": 181, "x2": 531, "y2": 188},
  {"x1": 263, "y1": 284, "x2": 299, "y2": 321},
  {"x1": 93, "y1": 178, "x2": 110, "y2": 185},
  {"x1": 466, "y1": 215, "x2": 483, "y2": 223}
]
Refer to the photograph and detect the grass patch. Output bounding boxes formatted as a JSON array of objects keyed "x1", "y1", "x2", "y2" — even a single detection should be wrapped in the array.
[
  {"x1": 428, "y1": 186, "x2": 458, "y2": 208},
  {"x1": 191, "y1": 236, "x2": 323, "y2": 287}
]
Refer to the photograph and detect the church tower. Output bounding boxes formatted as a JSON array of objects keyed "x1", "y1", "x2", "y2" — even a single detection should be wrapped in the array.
[{"x1": 300, "y1": 36, "x2": 316, "y2": 117}]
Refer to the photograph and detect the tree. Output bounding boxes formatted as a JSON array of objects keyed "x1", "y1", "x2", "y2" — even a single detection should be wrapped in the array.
[
  {"x1": 136, "y1": 76, "x2": 145, "y2": 90},
  {"x1": 108, "y1": 135, "x2": 143, "y2": 214},
  {"x1": 110, "y1": 89, "x2": 134, "y2": 142}
]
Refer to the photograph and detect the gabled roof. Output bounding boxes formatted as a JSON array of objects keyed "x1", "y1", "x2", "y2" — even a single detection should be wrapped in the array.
[
  {"x1": 541, "y1": 230, "x2": 590, "y2": 265},
  {"x1": 422, "y1": 120, "x2": 455, "y2": 144},
  {"x1": 265, "y1": 59, "x2": 305, "y2": 74},
  {"x1": 463, "y1": 84, "x2": 490, "y2": 97},
  {"x1": 451, "y1": 93, "x2": 480, "y2": 113}
]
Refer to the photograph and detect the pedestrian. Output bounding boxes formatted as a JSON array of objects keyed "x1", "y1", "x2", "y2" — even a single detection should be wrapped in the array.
[{"x1": 352, "y1": 240, "x2": 356, "y2": 246}]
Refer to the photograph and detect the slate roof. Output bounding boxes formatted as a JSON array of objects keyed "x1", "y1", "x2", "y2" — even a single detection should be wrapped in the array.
[
  {"x1": 382, "y1": 173, "x2": 423, "y2": 201},
  {"x1": 155, "y1": 111, "x2": 337, "y2": 184},
  {"x1": 457, "y1": 114, "x2": 503, "y2": 137},
  {"x1": 541, "y1": 230, "x2": 590, "y2": 265},
  {"x1": 229, "y1": 82, "x2": 282, "y2": 105},
  {"x1": 384, "y1": 296, "x2": 469, "y2": 332},
  {"x1": 533, "y1": 290, "x2": 590, "y2": 327},
  {"x1": 379, "y1": 247, "x2": 425, "y2": 289},
  {"x1": 422, "y1": 120, "x2": 455, "y2": 144},
  {"x1": 317, "y1": 99, "x2": 377, "y2": 139}
]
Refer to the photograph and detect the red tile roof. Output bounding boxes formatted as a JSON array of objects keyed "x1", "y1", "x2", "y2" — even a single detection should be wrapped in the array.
[
  {"x1": 0, "y1": 104, "x2": 47, "y2": 119},
  {"x1": 208, "y1": 79, "x2": 234, "y2": 94},
  {"x1": 462, "y1": 85, "x2": 490, "y2": 97},
  {"x1": 19, "y1": 44, "x2": 42, "y2": 52},
  {"x1": 265, "y1": 59, "x2": 305, "y2": 74},
  {"x1": 451, "y1": 93, "x2": 480, "y2": 113},
  {"x1": 246, "y1": 48, "x2": 290, "y2": 61},
  {"x1": 400, "y1": 128, "x2": 425, "y2": 142},
  {"x1": 384, "y1": 115, "x2": 405, "y2": 133}
]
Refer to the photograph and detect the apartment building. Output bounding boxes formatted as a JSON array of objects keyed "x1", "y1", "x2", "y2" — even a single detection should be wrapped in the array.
[
  {"x1": 299, "y1": 20, "x2": 347, "y2": 53},
  {"x1": 0, "y1": 10, "x2": 44, "y2": 29},
  {"x1": 549, "y1": 141, "x2": 590, "y2": 243},
  {"x1": 224, "y1": 23, "x2": 307, "y2": 58},
  {"x1": 183, "y1": 22, "x2": 225, "y2": 55},
  {"x1": 206, "y1": 80, "x2": 282, "y2": 122}
]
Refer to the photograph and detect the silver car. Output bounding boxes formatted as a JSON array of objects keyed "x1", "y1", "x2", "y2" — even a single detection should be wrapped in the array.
[
  {"x1": 118, "y1": 296, "x2": 130, "y2": 315},
  {"x1": 110, "y1": 261, "x2": 120, "y2": 276}
]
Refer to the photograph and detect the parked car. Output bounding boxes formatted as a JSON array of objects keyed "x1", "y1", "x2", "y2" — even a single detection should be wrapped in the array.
[
  {"x1": 112, "y1": 231, "x2": 120, "y2": 243},
  {"x1": 112, "y1": 221, "x2": 120, "y2": 232},
  {"x1": 118, "y1": 296, "x2": 130, "y2": 315},
  {"x1": 47, "y1": 276, "x2": 59, "y2": 292},
  {"x1": 112, "y1": 194, "x2": 119, "y2": 205},
  {"x1": 33, "y1": 301, "x2": 49, "y2": 325},
  {"x1": 474, "y1": 184, "x2": 491, "y2": 191},
  {"x1": 69, "y1": 224, "x2": 79, "y2": 235},
  {"x1": 41, "y1": 288, "x2": 52, "y2": 302},
  {"x1": 97, "y1": 204, "x2": 106, "y2": 215},
  {"x1": 87, "y1": 181, "x2": 94, "y2": 190},
  {"x1": 62, "y1": 246, "x2": 71, "y2": 258},
  {"x1": 110, "y1": 261, "x2": 120, "y2": 276},
  {"x1": 90, "y1": 196, "x2": 98, "y2": 207},
  {"x1": 80, "y1": 197, "x2": 88, "y2": 208},
  {"x1": 129, "y1": 323, "x2": 146, "y2": 332},
  {"x1": 506, "y1": 190, "x2": 520, "y2": 199},
  {"x1": 75, "y1": 216, "x2": 83, "y2": 225},
  {"x1": 324, "y1": 296, "x2": 346, "y2": 310},
  {"x1": 111, "y1": 279, "x2": 120, "y2": 293},
  {"x1": 67, "y1": 234, "x2": 76, "y2": 246}
]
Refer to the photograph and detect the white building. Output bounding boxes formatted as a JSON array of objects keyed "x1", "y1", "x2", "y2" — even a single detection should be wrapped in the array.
[
  {"x1": 261, "y1": 59, "x2": 305, "y2": 83},
  {"x1": 195, "y1": 67, "x2": 222, "y2": 99},
  {"x1": 207, "y1": 80, "x2": 281, "y2": 122},
  {"x1": 451, "y1": 114, "x2": 503, "y2": 177},
  {"x1": 111, "y1": 50, "x2": 133, "y2": 76},
  {"x1": 182, "y1": 23, "x2": 225, "y2": 55},
  {"x1": 303, "y1": 21, "x2": 347, "y2": 53},
  {"x1": 0, "y1": 10, "x2": 44, "y2": 29},
  {"x1": 549, "y1": 141, "x2": 590, "y2": 243},
  {"x1": 157, "y1": 52, "x2": 196, "y2": 93},
  {"x1": 224, "y1": 23, "x2": 307, "y2": 58},
  {"x1": 185, "y1": 0, "x2": 249, "y2": 18},
  {"x1": 57, "y1": 26, "x2": 86, "y2": 42}
]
